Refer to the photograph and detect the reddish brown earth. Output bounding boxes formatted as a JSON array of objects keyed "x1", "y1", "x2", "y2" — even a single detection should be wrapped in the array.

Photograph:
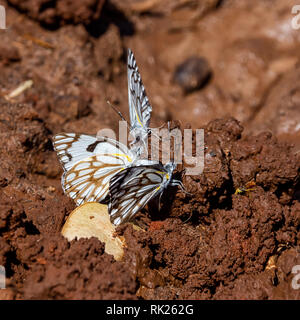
[{"x1": 0, "y1": 0, "x2": 299, "y2": 300}]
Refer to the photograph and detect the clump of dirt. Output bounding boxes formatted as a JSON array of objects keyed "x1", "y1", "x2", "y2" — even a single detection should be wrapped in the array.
[
  {"x1": 0, "y1": 101, "x2": 137, "y2": 299},
  {"x1": 0, "y1": 0, "x2": 299, "y2": 300},
  {"x1": 20, "y1": 236, "x2": 137, "y2": 299},
  {"x1": 1, "y1": 100, "x2": 298, "y2": 299},
  {"x1": 7, "y1": 0, "x2": 105, "y2": 28},
  {"x1": 117, "y1": 118, "x2": 300, "y2": 300}
]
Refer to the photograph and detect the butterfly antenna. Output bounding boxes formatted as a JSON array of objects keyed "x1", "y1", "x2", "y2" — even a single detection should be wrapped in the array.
[{"x1": 107, "y1": 100, "x2": 129, "y2": 124}]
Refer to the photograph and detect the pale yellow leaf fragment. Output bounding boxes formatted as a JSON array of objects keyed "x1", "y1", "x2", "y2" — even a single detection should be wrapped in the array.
[{"x1": 61, "y1": 202, "x2": 125, "y2": 261}]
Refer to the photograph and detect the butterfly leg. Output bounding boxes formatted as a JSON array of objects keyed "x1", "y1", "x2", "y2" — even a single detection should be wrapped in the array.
[
  {"x1": 158, "y1": 191, "x2": 164, "y2": 211},
  {"x1": 149, "y1": 128, "x2": 162, "y2": 142},
  {"x1": 170, "y1": 179, "x2": 192, "y2": 195}
]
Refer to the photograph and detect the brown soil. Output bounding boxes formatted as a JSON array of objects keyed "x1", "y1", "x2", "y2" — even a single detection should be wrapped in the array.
[{"x1": 0, "y1": 0, "x2": 299, "y2": 300}]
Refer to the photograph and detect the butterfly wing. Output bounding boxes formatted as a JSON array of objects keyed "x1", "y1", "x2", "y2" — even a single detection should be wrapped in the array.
[
  {"x1": 53, "y1": 133, "x2": 134, "y2": 205},
  {"x1": 127, "y1": 49, "x2": 152, "y2": 142},
  {"x1": 108, "y1": 164, "x2": 168, "y2": 225}
]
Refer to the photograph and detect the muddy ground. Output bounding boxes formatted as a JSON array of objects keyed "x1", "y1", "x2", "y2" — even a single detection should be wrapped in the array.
[{"x1": 0, "y1": 0, "x2": 299, "y2": 300}]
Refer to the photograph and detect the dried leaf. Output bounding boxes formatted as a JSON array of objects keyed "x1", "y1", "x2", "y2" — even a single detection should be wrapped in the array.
[{"x1": 61, "y1": 202, "x2": 125, "y2": 261}]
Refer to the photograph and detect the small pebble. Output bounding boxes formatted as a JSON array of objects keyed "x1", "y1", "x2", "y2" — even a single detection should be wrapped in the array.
[{"x1": 173, "y1": 56, "x2": 212, "y2": 93}]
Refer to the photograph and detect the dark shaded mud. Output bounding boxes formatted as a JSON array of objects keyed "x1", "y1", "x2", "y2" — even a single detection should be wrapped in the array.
[{"x1": 0, "y1": 0, "x2": 299, "y2": 300}]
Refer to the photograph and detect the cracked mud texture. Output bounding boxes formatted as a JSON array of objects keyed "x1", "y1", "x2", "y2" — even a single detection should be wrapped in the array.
[{"x1": 0, "y1": 0, "x2": 299, "y2": 300}]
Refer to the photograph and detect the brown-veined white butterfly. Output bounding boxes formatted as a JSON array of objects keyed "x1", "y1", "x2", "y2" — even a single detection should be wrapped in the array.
[
  {"x1": 127, "y1": 48, "x2": 152, "y2": 155},
  {"x1": 52, "y1": 49, "x2": 154, "y2": 206},
  {"x1": 108, "y1": 162, "x2": 185, "y2": 225},
  {"x1": 53, "y1": 133, "x2": 159, "y2": 206}
]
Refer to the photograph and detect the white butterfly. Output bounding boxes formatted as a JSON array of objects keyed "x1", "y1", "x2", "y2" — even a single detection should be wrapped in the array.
[
  {"x1": 52, "y1": 49, "x2": 155, "y2": 205},
  {"x1": 53, "y1": 133, "x2": 159, "y2": 205},
  {"x1": 127, "y1": 48, "x2": 153, "y2": 156},
  {"x1": 108, "y1": 161, "x2": 185, "y2": 225}
]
